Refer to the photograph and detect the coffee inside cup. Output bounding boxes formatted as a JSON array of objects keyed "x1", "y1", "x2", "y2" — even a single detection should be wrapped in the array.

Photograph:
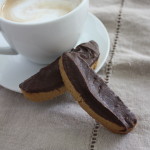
[{"x1": 1, "y1": 0, "x2": 81, "y2": 23}]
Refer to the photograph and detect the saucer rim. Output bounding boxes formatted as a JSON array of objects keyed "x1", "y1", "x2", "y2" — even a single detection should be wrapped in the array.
[{"x1": 89, "y1": 13, "x2": 110, "y2": 72}]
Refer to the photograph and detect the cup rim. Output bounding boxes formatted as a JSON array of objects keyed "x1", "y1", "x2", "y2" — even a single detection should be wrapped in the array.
[{"x1": 0, "y1": 0, "x2": 88, "y2": 26}]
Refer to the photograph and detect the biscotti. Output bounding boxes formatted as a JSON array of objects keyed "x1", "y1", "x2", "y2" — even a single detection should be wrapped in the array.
[
  {"x1": 19, "y1": 41, "x2": 100, "y2": 102},
  {"x1": 59, "y1": 52, "x2": 137, "y2": 134}
]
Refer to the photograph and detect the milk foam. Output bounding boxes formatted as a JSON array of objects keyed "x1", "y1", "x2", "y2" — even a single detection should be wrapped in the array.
[{"x1": 2, "y1": 0, "x2": 81, "y2": 23}]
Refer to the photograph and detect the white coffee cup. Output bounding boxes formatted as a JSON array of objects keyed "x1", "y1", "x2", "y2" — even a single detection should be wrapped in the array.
[{"x1": 0, "y1": 0, "x2": 89, "y2": 64}]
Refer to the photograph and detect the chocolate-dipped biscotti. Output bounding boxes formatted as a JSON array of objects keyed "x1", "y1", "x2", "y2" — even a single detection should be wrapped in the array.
[
  {"x1": 59, "y1": 52, "x2": 137, "y2": 134},
  {"x1": 19, "y1": 41, "x2": 100, "y2": 102}
]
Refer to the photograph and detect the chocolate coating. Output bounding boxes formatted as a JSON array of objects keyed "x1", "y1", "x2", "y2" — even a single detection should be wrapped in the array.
[
  {"x1": 72, "y1": 40, "x2": 99, "y2": 66},
  {"x1": 19, "y1": 41, "x2": 100, "y2": 93},
  {"x1": 62, "y1": 52, "x2": 137, "y2": 130},
  {"x1": 19, "y1": 58, "x2": 62, "y2": 93}
]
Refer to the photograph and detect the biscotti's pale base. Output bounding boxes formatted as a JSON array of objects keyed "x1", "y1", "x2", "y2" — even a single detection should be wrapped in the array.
[
  {"x1": 91, "y1": 61, "x2": 98, "y2": 70},
  {"x1": 59, "y1": 57, "x2": 134, "y2": 134},
  {"x1": 21, "y1": 86, "x2": 66, "y2": 102}
]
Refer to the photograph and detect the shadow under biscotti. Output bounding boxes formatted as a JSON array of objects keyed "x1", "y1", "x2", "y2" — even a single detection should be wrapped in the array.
[{"x1": 0, "y1": 86, "x2": 77, "y2": 110}]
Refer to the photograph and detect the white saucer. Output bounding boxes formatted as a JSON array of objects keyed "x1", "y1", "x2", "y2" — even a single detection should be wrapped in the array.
[{"x1": 0, "y1": 13, "x2": 110, "y2": 93}]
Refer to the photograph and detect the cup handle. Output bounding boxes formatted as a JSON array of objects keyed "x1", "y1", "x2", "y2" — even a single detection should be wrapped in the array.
[{"x1": 0, "y1": 25, "x2": 17, "y2": 55}]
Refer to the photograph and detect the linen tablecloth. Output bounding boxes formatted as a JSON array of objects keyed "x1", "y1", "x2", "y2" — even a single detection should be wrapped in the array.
[{"x1": 0, "y1": 0, "x2": 150, "y2": 149}]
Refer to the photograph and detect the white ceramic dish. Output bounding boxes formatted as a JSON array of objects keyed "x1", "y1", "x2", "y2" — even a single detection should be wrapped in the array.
[
  {"x1": 0, "y1": 13, "x2": 110, "y2": 93},
  {"x1": 0, "y1": 0, "x2": 89, "y2": 64}
]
